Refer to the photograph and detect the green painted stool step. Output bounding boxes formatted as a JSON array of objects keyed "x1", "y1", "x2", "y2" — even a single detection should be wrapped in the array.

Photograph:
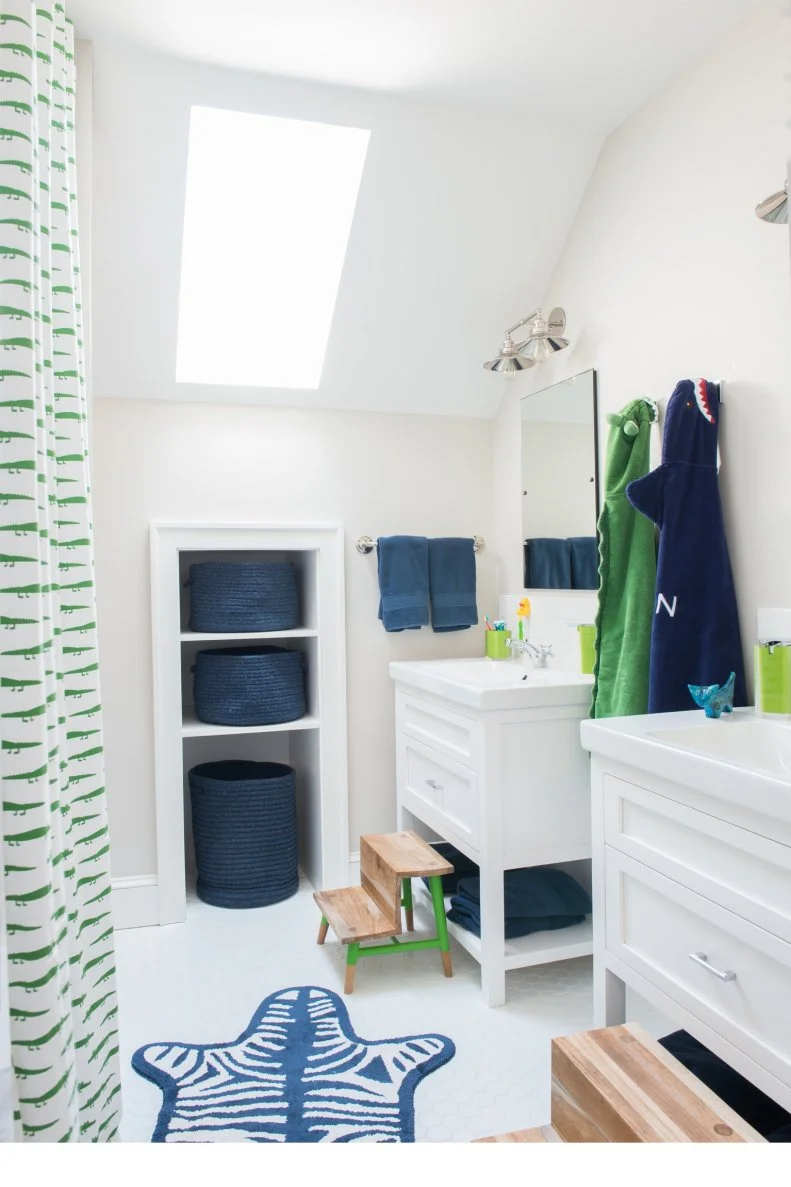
[{"x1": 313, "y1": 830, "x2": 454, "y2": 993}]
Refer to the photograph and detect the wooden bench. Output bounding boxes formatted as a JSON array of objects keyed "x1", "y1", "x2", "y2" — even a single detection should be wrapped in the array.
[
  {"x1": 314, "y1": 830, "x2": 454, "y2": 993},
  {"x1": 476, "y1": 1023, "x2": 765, "y2": 1143}
]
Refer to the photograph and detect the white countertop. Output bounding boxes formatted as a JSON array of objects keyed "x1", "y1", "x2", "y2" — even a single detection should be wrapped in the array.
[
  {"x1": 581, "y1": 707, "x2": 791, "y2": 825},
  {"x1": 390, "y1": 656, "x2": 593, "y2": 711}
]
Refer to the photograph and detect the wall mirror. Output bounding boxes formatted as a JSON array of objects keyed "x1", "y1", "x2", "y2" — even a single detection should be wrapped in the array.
[{"x1": 520, "y1": 368, "x2": 599, "y2": 590}]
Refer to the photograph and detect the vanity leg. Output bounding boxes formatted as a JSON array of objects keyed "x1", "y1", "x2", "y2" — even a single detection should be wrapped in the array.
[
  {"x1": 594, "y1": 963, "x2": 626, "y2": 1027},
  {"x1": 479, "y1": 865, "x2": 506, "y2": 1008}
]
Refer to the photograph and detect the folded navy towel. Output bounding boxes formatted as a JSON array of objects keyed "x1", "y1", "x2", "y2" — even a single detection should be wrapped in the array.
[
  {"x1": 458, "y1": 867, "x2": 592, "y2": 918},
  {"x1": 568, "y1": 536, "x2": 599, "y2": 590},
  {"x1": 447, "y1": 897, "x2": 584, "y2": 940},
  {"x1": 525, "y1": 538, "x2": 572, "y2": 589},
  {"x1": 428, "y1": 537, "x2": 478, "y2": 633},
  {"x1": 447, "y1": 866, "x2": 591, "y2": 939},
  {"x1": 376, "y1": 536, "x2": 430, "y2": 632},
  {"x1": 421, "y1": 841, "x2": 479, "y2": 895}
]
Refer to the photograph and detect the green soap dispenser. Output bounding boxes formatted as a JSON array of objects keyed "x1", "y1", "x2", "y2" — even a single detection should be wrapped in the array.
[{"x1": 754, "y1": 640, "x2": 791, "y2": 717}]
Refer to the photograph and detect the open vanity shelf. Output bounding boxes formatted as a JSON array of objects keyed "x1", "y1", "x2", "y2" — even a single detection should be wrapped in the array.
[
  {"x1": 415, "y1": 882, "x2": 593, "y2": 969},
  {"x1": 150, "y1": 522, "x2": 349, "y2": 927}
]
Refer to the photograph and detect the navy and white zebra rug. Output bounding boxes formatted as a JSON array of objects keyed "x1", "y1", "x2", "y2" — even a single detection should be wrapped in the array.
[{"x1": 132, "y1": 985, "x2": 455, "y2": 1143}]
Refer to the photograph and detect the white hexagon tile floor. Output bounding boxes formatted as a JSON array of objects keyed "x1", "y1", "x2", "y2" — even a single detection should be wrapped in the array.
[{"x1": 114, "y1": 874, "x2": 644, "y2": 1143}]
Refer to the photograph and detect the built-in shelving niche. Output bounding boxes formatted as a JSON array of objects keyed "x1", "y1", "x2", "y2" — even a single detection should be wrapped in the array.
[{"x1": 150, "y1": 523, "x2": 349, "y2": 927}]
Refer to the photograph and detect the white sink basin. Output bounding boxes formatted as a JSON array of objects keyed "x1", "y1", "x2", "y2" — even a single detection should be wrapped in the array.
[
  {"x1": 647, "y1": 717, "x2": 791, "y2": 781},
  {"x1": 389, "y1": 657, "x2": 592, "y2": 710},
  {"x1": 581, "y1": 707, "x2": 791, "y2": 827}
]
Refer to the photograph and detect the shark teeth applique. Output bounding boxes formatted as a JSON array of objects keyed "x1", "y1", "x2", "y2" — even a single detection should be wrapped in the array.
[
  {"x1": 132, "y1": 985, "x2": 455, "y2": 1143},
  {"x1": 694, "y1": 378, "x2": 716, "y2": 424}
]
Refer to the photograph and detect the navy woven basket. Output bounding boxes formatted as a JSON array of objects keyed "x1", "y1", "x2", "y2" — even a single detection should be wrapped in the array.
[
  {"x1": 188, "y1": 561, "x2": 299, "y2": 633},
  {"x1": 193, "y1": 645, "x2": 306, "y2": 727},
  {"x1": 188, "y1": 760, "x2": 299, "y2": 909}
]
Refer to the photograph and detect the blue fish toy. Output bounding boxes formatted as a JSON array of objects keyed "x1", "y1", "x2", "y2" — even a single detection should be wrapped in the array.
[{"x1": 688, "y1": 671, "x2": 736, "y2": 718}]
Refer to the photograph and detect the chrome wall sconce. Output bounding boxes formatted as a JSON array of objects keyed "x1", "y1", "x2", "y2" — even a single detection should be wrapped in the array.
[
  {"x1": 483, "y1": 307, "x2": 570, "y2": 373},
  {"x1": 755, "y1": 181, "x2": 787, "y2": 224}
]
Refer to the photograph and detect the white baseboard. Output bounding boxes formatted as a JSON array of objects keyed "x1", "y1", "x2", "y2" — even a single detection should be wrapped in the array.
[
  {"x1": 349, "y1": 851, "x2": 360, "y2": 885},
  {"x1": 111, "y1": 876, "x2": 159, "y2": 930}
]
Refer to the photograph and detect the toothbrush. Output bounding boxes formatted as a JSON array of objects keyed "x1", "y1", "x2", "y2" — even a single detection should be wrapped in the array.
[{"x1": 484, "y1": 616, "x2": 494, "y2": 631}]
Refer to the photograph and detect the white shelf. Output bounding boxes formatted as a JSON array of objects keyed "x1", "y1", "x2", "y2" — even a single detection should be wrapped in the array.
[
  {"x1": 416, "y1": 884, "x2": 593, "y2": 971},
  {"x1": 181, "y1": 628, "x2": 318, "y2": 642},
  {"x1": 182, "y1": 710, "x2": 320, "y2": 738}
]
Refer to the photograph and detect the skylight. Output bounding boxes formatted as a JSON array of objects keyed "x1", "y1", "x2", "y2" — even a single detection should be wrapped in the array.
[{"x1": 175, "y1": 106, "x2": 370, "y2": 390}]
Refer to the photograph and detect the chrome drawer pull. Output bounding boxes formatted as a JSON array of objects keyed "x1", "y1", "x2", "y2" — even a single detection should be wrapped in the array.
[
  {"x1": 689, "y1": 952, "x2": 736, "y2": 982},
  {"x1": 425, "y1": 778, "x2": 443, "y2": 791}
]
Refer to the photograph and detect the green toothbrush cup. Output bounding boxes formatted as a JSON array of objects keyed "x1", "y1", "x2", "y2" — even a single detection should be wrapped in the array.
[{"x1": 485, "y1": 630, "x2": 511, "y2": 660}]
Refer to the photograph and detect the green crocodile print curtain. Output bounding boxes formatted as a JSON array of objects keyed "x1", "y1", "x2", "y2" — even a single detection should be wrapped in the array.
[{"x1": 0, "y1": 1, "x2": 120, "y2": 1141}]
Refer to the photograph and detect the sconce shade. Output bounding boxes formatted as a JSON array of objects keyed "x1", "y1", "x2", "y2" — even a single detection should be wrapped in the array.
[
  {"x1": 755, "y1": 183, "x2": 787, "y2": 224},
  {"x1": 483, "y1": 352, "x2": 536, "y2": 373},
  {"x1": 518, "y1": 334, "x2": 570, "y2": 364}
]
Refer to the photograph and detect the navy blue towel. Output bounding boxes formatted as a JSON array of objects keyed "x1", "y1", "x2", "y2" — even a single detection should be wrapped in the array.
[
  {"x1": 447, "y1": 866, "x2": 591, "y2": 940},
  {"x1": 421, "y1": 842, "x2": 479, "y2": 896},
  {"x1": 428, "y1": 537, "x2": 478, "y2": 633},
  {"x1": 626, "y1": 380, "x2": 746, "y2": 714},
  {"x1": 376, "y1": 536, "x2": 430, "y2": 632},
  {"x1": 525, "y1": 538, "x2": 572, "y2": 589},
  {"x1": 659, "y1": 1031, "x2": 791, "y2": 1140},
  {"x1": 568, "y1": 536, "x2": 599, "y2": 590}
]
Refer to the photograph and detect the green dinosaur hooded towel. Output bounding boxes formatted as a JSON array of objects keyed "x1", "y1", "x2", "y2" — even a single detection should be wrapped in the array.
[{"x1": 591, "y1": 399, "x2": 657, "y2": 718}]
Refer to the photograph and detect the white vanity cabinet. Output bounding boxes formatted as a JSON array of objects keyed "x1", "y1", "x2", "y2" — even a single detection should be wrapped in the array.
[
  {"x1": 390, "y1": 659, "x2": 594, "y2": 1006},
  {"x1": 582, "y1": 710, "x2": 791, "y2": 1112}
]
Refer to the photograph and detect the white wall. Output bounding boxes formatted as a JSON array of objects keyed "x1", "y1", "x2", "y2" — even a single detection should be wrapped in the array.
[
  {"x1": 88, "y1": 42, "x2": 600, "y2": 421},
  {"x1": 92, "y1": 399, "x2": 495, "y2": 879},
  {"x1": 85, "y1": 42, "x2": 603, "y2": 883},
  {"x1": 494, "y1": 1, "x2": 791, "y2": 689}
]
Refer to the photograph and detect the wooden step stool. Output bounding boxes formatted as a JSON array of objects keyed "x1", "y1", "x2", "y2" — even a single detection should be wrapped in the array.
[
  {"x1": 314, "y1": 830, "x2": 454, "y2": 993},
  {"x1": 476, "y1": 1023, "x2": 764, "y2": 1143}
]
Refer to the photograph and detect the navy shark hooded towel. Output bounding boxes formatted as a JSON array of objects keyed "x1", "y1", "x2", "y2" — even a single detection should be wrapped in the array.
[{"x1": 625, "y1": 379, "x2": 746, "y2": 715}]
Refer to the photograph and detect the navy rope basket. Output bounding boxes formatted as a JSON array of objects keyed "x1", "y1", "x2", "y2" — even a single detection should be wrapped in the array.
[
  {"x1": 188, "y1": 760, "x2": 299, "y2": 909},
  {"x1": 193, "y1": 645, "x2": 306, "y2": 726},
  {"x1": 188, "y1": 561, "x2": 299, "y2": 633}
]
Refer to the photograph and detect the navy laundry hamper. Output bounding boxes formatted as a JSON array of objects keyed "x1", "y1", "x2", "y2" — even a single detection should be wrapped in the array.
[
  {"x1": 188, "y1": 561, "x2": 299, "y2": 633},
  {"x1": 188, "y1": 760, "x2": 299, "y2": 908},
  {"x1": 193, "y1": 645, "x2": 306, "y2": 726}
]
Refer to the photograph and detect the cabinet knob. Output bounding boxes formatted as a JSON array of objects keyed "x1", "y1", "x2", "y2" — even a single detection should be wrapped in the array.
[{"x1": 425, "y1": 779, "x2": 443, "y2": 791}]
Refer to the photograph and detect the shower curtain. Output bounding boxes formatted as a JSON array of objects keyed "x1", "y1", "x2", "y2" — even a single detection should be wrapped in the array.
[{"x1": 0, "y1": 1, "x2": 121, "y2": 1141}]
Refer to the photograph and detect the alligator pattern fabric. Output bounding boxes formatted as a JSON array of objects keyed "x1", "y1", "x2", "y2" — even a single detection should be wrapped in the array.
[
  {"x1": 626, "y1": 379, "x2": 747, "y2": 714},
  {"x1": 0, "y1": 2, "x2": 121, "y2": 1142},
  {"x1": 132, "y1": 986, "x2": 455, "y2": 1143},
  {"x1": 591, "y1": 399, "x2": 657, "y2": 718}
]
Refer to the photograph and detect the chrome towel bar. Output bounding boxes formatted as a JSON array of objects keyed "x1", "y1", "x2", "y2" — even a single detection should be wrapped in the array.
[{"x1": 356, "y1": 535, "x2": 484, "y2": 556}]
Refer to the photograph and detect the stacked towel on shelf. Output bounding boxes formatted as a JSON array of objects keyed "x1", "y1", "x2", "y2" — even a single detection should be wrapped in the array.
[
  {"x1": 376, "y1": 536, "x2": 430, "y2": 632},
  {"x1": 447, "y1": 866, "x2": 592, "y2": 940},
  {"x1": 428, "y1": 538, "x2": 478, "y2": 633},
  {"x1": 422, "y1": 841, "x2": 480, "y2": 895}
]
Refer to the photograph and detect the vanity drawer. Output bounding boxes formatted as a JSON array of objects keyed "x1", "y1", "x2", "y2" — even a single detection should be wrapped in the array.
[
  {"x1": 606, "y1": 849, "x2": 791, "y2": 1090},
  {"x1": 603, "y1": 774, "x2": 791, "y2": 943},
  {"x1": 399, "y1": 737, "x2": 479, "y2": 849},
  {"x1": 396, "y1": 691, "x2": 480, "y2": 768}
]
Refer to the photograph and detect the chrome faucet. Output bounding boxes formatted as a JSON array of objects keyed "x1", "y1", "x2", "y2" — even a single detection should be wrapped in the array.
[{"x1": 507, "y1": 638, "x2": 554, "y2": 668}]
